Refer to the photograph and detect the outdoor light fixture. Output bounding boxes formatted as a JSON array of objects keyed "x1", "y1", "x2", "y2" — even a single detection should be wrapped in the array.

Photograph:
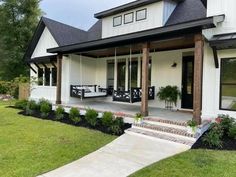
[{"x1": 171, "y1": 62, "x2": 177, "y2": 68}]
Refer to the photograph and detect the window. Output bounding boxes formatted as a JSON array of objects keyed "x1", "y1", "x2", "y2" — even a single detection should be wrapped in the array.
[
  {"x1": 113, "y1": 15, "x2": 122, "y2": 27},
  {"x1": 117, "y1": 62, "x2": 126, "y2": 90},
  {"x1": 51, "y1": 68, "x2": 57, "y2": 86},
  {"x1": 44, "y1": 68, "x2": 51, "y2": 86},
  {"x1": 38, "y1": 68, "x2": 44, "y2": 86},
  {"x1": 124, "y1": 12, "x2": 134, "y2": 24},
  {"x1": 128, "y1": 60, "x2": 138, "y2": 88},
  {"x1": 220, "y1": 58, "x2": 236, "y2": 111},
  {"x1": 136, "y1": 9, "x2": 147, "y2": 21}
]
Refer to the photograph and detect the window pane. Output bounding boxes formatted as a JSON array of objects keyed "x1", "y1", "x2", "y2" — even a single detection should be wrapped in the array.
[
  {"x1": 44, "y1": 68, "x2": 50, "y2": 86},
  {"x1": 113, "y1": 16, "x2": 122, "y2": 27},
  {"x1": 51, "y1": 68, "x2": 57, "y2": 86},
  {"x1": 220, "y1": 58, "x2": 236, "y2": 111},
  {"x1": 136, "y1": 9, "x2": 147, "y2": 21},
  {"x1": 124, "y1": 13, "x2": 133, "y2": 24},
  {"x1": 38, "y1": 68, "x2": 44, "y2": 86},
  {"x1": 117, "y1": 62, "x2": 126, "y2": 90},
  {"x1": 129, "y1": 60, "x2": 138, "y2": 88}
]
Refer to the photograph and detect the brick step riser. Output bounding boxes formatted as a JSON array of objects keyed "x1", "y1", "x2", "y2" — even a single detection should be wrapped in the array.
[
  {"x1": 143, "y1": 120, "x2": 188, "y2": 131},
  {"x1": 143, "y1": 118, "x2": 187, "y2": 127}
]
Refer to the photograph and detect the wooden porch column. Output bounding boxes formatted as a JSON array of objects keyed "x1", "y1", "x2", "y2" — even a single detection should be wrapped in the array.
[
  {"x1": 141, "y1": 42, "x2": 150, "y2": 116},
  {"x1": 56, "y1": 53, "x2": 62, "y2": 104},
  {"x1": 193, "y1": 34, "x2": 204, "y2": 125}
]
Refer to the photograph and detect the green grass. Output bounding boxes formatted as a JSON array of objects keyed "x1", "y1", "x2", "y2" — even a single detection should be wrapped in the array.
[
  {"x1": 0, "y1": 101, "x2": 116, "y2": 177},
  {"x1": 130, "y1": 150, "x2": 236, "y2": 177}
]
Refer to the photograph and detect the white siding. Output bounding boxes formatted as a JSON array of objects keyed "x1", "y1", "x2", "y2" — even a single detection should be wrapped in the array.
[
  {"x1": 102, "y1": 1, "x2": 164, "y2": 38},
  {"x1": 202, "y1": 43, "x2": 236, "y2": 119},
  {"x1": 204, "y1": 0, "x2": 236, "y2": 38},
  {"x1": 31, "y1": 27, "x2": 58, "y2": 58}
]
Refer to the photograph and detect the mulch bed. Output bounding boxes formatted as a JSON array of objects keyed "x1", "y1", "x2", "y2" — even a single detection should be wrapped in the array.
[
  {"x1": 16, "y1": 109, "x2": 131, "y2": 136},
  {"x1": 192, "y1": 130, "x2": 236, "y2": 151}
]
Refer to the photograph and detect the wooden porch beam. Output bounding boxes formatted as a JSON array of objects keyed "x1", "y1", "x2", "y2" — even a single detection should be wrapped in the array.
[
  {"x1": 193, "y1": 34, "x2": 204, "y2": 125},
  {"x1": 56, "y1": 54, "x2": 63, "y2": 104},
  {"x1": 141, "y1": 42, "x2": 150, "y2": 116},
  {"x1": 27, "y1": 63, "x2": 37, "y2": 74}
]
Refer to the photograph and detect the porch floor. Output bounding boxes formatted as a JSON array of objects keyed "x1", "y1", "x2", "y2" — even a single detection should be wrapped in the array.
[{"x1": 65, "y1": 100, "x2": 192, "y2": 122}]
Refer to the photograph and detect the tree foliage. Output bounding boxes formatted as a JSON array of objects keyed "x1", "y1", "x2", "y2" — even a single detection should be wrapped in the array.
[{"x1": 0, "y1": 0, "x2": 42, "y2": 80}]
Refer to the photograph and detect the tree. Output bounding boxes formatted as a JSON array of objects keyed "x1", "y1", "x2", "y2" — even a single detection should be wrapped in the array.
[{"x1": 0, "y1": 0, "x2": 42, "y2": 80}]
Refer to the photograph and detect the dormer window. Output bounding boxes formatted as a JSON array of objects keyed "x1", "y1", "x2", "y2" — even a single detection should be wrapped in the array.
[
  {"x1": 124, "y1": 12, "x2": 134, "y2": 24},
  {"x1": 136, "y1": 9, "x2": 147, "y2": 21},
  {"x1": 113, "y1": 15, "x2": 122, "y2": 27}
]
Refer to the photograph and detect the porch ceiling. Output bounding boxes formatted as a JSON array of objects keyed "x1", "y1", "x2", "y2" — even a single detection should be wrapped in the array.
[{"x1": 78, "y1": 35, "x2": 195, "y2": 58}]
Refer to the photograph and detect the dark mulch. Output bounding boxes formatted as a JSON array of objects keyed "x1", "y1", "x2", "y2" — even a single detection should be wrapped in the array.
[
  {"x1": 17, "y1": 110, "x2": 131, "y2": 136},
  {"x1": 192, "y1": 131, "x2": 236, "y2": 151}
]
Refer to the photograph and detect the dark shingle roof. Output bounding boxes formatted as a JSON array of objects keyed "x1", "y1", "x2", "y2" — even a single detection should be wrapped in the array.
[
  {"x1": 87, "y1": 20, "x2": 102, "y2": 41},
  {"x1": 165, "y1": 0, "x2": 206, "y2": 26},
  {"x1": 42, "y1": 17, "x2": 88, "y2": 46}
]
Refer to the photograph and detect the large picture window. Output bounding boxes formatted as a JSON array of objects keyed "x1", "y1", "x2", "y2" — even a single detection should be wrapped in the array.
[
  {"x1": 220, "y1": 58, "x2": 236, "y2": 111},
  {"x1": 117, "y1": 62, "x2": 126, "y2": 90},
  {"x1": 128, "y1": 60, "x2": 138, "y2": 88},
  {"x1": 37, "y1": 67, "x2": 57, "y2": 87}
]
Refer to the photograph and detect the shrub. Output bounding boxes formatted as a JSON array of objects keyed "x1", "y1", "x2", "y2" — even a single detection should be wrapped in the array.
[
  {"x1": 39, "y1": 99, "x2": 52, "y2": 118},
  {"x1": 110, "y1": 117, "x2": 124, "y2": 135},
  {"x1": 85, "y1": 108, "x2": 98, "y2": 127},
  {"x1": 187, "y1": 120, "x2": 197, "y2": 127},
  {"x1": 202, "y1": 123, "x2": 223, "y2": 148},
  {"x1": 101, "y1": 112, "x2": 114, "y2": 127},
  {"x1": 69, "y1": 107, "x2": 81, "y2": 124},
  {"x1": 218, "y1": 114, "x2": 235, "y2": 135},
  {"x1": 55, "y1": 106, "x2": 65, "y2": 120},
  {"x1": 15, "y1": 100, "x2": 28, "y2": 110},
  {"x1": 228, "y1": 123, "x2": 236, "y2": 139},
  {"x1": 26, "y1": 100, "x2": 38, "y2": 116}
]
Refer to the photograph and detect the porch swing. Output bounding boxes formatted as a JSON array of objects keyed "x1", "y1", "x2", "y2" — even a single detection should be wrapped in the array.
[{"x1": 70, "y1": 54, "x2": 108, "y2": 99}]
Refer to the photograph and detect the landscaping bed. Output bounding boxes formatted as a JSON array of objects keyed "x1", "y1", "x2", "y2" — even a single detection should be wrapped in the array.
[{"x1": 13, "y1": 99, "x2": 131, "y2": 136}]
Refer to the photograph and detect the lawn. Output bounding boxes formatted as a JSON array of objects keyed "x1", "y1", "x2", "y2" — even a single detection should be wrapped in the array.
[
  {"x1": 130, "y1": 149, "x2": 236, "y2": 177},
  {"x1": 0, "y1": 101, "x2": 116, "y2": 177}
]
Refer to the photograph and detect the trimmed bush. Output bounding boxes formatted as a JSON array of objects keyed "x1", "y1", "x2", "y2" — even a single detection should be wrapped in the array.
[
  {"x1": 85, "y1": 108, "x2": 98, "y2": 127},
  {"x1": 15, "y1": 100, "x2": 28, "y2": 110},
  {"x1": 219, "y1": 114, "x2": 235, "y2": 135},
  {"x1": 55, "y1": 106, "x2": 65, "y2": 120},
  {"x1": 69, "y1": 107, "x2": 81, "y2": 124},
  {"x1": 39, "y1": 99, "x2": 52, "y2": 118},
  {"x1": 203, "y1": 123, "x2": 223, "y2": 148},
  {"x1": 228, "y1": 123, "x2": 236, "y2": 139},
  {"x1": 101, "y1": 112, "x2": 114, "y2": 127},
  {"x1": 26, "y1": 100, "x2": 38, "y2": 116},
  {"x1": 110, "y1": 117, "x2": 124, "y2": 135}
]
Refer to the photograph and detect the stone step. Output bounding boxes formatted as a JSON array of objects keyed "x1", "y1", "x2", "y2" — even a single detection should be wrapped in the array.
[
  {"x1": 143, "y1": 117, "x2": 188, "y2": 127},
  {"x1": 125, "y1": 128, "x2": 196, "y2": 146},
  {"x1": 133, "y1": 122, "x2": 198, "y2": 138}
]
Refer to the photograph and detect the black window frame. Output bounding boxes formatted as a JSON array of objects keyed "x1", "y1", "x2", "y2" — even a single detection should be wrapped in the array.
[
  {"x1": 44, "y1": 68, "x2": 51, "y2": 86},
  {"x1": 219, "y1": 57, "x2": 236, "y2": 111},
  {"x1": 136, "y1": 8, "x2": 147, "y2": 21},
  {"x1": 38, "y1": 68, "x2": 44, "y2": 86},
  {"x1": 51, "y1": 67, "x2": 57, "y2": 86},
  {"x1": 113, "y1": 15, "x2": 122, "y2": 27},
  {"x1": 124, "y1": 12, "x2": 134, "y2": 24}
]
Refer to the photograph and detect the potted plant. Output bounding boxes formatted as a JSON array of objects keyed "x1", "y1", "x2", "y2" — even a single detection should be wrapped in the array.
[
  {"x1": 134, "y1": 113, "x2": 143, "y2": 124},
  {"x1": 187, "y1": 120, "x2": 197, "y2": 134},
  {"x1": 157, "y1": 85, "x2": 181, "y2": 110}
]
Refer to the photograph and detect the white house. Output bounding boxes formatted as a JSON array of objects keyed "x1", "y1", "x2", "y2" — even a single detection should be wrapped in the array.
[{"x1": 25, "y1": 0, "x2": 236, "y2": 124}]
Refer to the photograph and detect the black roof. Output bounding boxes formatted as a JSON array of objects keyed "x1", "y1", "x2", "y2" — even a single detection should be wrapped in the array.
[
  {"x1": 94, "y1": 0, "x2": 183, "y2": 19},
  {"x1": 210, "y1": 33, "x2": 236, "y2": 50},
  {"x1": 166, "y1": 0, "x2": 206, "y2": 26}
]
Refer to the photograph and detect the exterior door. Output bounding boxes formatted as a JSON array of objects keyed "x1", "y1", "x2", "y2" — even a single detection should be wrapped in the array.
[{"x1": 182, "y1": 56, "x2": 194, "y2": 109}]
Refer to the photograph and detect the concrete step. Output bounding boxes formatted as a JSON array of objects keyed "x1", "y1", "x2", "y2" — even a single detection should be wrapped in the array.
[
  {"x1": 125, "y1": 128, "x2": 196, "y2": 146},
  {"x1": 132, "y1": 122, "x2": 199, "y2": 138},
  {"x1": 143, "y1": 117, "x2": 188, "y2": 127}
]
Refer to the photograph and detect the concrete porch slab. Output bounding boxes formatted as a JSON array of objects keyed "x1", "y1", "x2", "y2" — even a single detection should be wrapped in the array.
[{"x1": 37, "y1": 133, "x2": 190, "y2": 177}]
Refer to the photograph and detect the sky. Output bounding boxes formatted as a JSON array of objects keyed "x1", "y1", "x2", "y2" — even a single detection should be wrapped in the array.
[{"x1": 40, "y1": 0, "x2": 135, "y2": 31}]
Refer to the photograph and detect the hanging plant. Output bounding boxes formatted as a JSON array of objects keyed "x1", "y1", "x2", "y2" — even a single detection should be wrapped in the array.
[{"x1": 157, "y1": 86, "x2": 181, "y2": 109}]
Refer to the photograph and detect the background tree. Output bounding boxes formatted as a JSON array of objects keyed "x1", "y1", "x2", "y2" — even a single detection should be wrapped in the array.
[{"x1": 0, "y1": 0, "x2": 42, "y2": 80}]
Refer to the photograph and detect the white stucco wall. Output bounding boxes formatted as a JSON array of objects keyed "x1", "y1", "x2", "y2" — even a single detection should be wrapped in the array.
[
  {"x1": 31, "y1": 27, "x2": 58, "y2": 58},
  {"x1": 102, "y1": 2, "x2": 165, "y2": 38},
  {"x1": 202, "y1": 43, "x2": 236, "y2": 119}
]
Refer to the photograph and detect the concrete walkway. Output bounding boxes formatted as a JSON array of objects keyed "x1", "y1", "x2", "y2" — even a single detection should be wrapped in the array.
[{"x1": 38, "y1": 134, "x2": 190, "y2": 177}]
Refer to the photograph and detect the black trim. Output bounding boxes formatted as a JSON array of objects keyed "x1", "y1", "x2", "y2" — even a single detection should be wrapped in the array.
[
  {"x1": 219, "y1": 57, "x2": 236, "y2": 112},
  {"x1": 27, "y1": 63, "x2": 37, "y2": 74},
  {"x1": 124, "y1": 12, "x2": 134, "y2": 24},
  {"x1": 48, "y1": 16, "x2": 220, "y2": 54},
  {"x1": 113, "y1": 15, "x2": 122, "y2": 27},
  {"x1": 27, "y1": 55, "x2": 57, "y2": 64},
  {"x1": 136, "y1": 8, "x2": 147, "y2": 21},
  {"x1": 94, "y1": 0, "x2": 182, "y2": 19},
  {"x1": 212, "y1": 46, "x2": 219, "y2": 68}
]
